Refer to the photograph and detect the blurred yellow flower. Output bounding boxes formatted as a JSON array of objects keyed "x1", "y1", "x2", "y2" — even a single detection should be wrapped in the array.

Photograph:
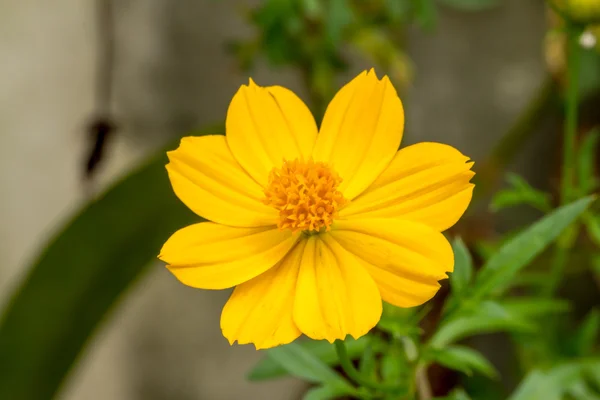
[{"x1": 159, "y1": 70, "x2": 475, "y2": 349}]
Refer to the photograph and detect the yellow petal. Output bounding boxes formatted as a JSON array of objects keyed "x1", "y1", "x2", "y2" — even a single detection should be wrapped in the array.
[
  {"x1": 293, "y1": 235, "x2": 382, "y2": 342},
  {"x1": 330, "y1": 218, "x2": 453, "y2": 308},
  {"x1": 226, "y1": 81, "x2": 318, "y2": 186},
  {"x1": 312, "y1": 70, "x2": 404, "y2": 200},
  {"x1": 340, "y1": 142, "x2": 474, "y2": 232},
  {"x1": 166, "y1": 135, "x2": 278, "y2": 227},
  {"x1": 221, "y1": 240, "x2": 306, "y2": 349},
  {"x1": 159, "y1": 222, "x2": 298, "y2": 289}
]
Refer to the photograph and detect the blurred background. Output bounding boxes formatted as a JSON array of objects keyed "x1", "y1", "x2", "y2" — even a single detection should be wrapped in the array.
[{"x1": 0, "y1": 0, "x2": 598, "y2": 399}]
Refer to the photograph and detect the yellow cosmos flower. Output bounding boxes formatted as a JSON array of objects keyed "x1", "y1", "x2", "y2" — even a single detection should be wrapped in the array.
[{"x1": 159, "y1": 70, "x2": 475, "y2": 349}]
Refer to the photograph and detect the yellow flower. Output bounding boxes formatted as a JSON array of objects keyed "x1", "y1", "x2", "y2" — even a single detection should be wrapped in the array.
[{"x1": 159, "y1": 70, "x2": 475, "y2": 349}]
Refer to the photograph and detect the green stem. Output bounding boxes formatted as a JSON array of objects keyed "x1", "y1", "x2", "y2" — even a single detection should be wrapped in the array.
[
  {"x1": 334, "y1": 340, "x2": 403, "y2": 394},
  {"x1": 561, "y1": 23, "x2": 581, "y2": 204},
  {"x1": 546, "y1": 22, "x2": 582, "y2": 296}
]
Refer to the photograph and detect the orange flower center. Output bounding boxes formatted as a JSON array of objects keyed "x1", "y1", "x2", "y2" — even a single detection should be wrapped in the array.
[{"x1": 263, "y1": 159, "x2": 346, "y2": 233}]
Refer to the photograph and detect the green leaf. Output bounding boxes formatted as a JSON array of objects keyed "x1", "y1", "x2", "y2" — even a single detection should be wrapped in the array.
[
  {"x1": 303, "y1": 385, "x2": 352, "y2": 400},
  {"x1": 434, "y1": 388, "x2": 472, "y2": 400},
  {"x1": 573, "y1": 309, "x2": 600, "y2": 355},
  {"x1": 509, "y1": 359, "x2": 600, "y2": 400},
  {"x1": 577, "y1": 129, "x2": 600, "y2": 196},
  {"x1": 449, "y1": 237, "x2": 473, "y2": 296},
  {"x1": 248, "y1": 336, "x2": 373, "y2": 381},
  {"x1": 425, "y1": 345, "x2": 498, "y2": 379},
  {"x1": 262, "y1": 342, "x2": 356, "y2": 393},
  {"x1": 359, "y1": 337, "x2": 377, "y2": 380},
  {"x1": 472, "y1": 196, "x2": 594, "y2": 299},
  {"x1": 490, "y1": 173, "x2": 552, "y2": 213},
  {"x1": 325, "y1": 0, "x2": 354, "y2": 44},
  {"x1": 0, "y1": 135, "x2": 207, "y2": 399},
  {"x1": 414, "y1": 0, "x2": 438, "y2": 30},
  {"x1": 498, "y1": 297, "x2": 571, "y2": 319},
  {"x1": 381, "y1": 340, "x2": 407, "y2": 384},
  {"x1": 583, "y1": 212, "x2": 600, "y2": 247},
  {"x1": 509, "y1": 370, "x2": 562, "y2": 400},
  {"x1": 437, "y1": 0, "x2": 500, "y2": 12},
  {"x1": 430, "y1": 301, "x2": 534, "y2": 347}
]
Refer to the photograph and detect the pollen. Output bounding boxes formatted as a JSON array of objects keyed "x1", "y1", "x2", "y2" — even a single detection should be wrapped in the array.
[{"x1": 263, "y1": 159, "x2": 347, "y2": 233}]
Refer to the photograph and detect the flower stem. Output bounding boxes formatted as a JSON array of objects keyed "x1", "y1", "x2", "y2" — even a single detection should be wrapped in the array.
[
  {"x1": 547, "y1": 21, "x2": 582, "y2": 296},
  {"x1": 561, "y1": 22, "x2": 581, "y2": 204},
  {"x1": 334, "y1": 340, "x2": 403, "y2": 394}
]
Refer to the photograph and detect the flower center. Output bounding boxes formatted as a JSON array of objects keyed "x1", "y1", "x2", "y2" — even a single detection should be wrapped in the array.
[{"x1": 263, "y1": 159, "x2": 347, "y2": 233}]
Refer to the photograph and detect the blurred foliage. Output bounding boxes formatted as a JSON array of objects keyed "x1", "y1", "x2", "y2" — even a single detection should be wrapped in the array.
[{"x1": 1, "y1": 0, "x2": 600, "y2": 399}]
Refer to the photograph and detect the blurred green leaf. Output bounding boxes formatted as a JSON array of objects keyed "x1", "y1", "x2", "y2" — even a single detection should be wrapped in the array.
[
  {"x1": 414, "y1": 0, "x2": 438, "y2": 30},
  {"x1": 381, "y1": 340, "x2": 407, "y2": 384},
  {"x1": 425, "y1": 345, "x2": 498, "y2": 379},
  {"x1": 359, "y1": 336, "x2": 377, "y2": 381},
  {"x1": 377, "y1": 303, "x2": 421, "y2": 337},
  {"x1": 430, "y1": 301, "x2": 534, "y2": 347},
  {"x1": 577, "y1": 129, "x2": 600, "y2": 196},
  {"x1": 434, "y1": 388, "x2": 472, "y2": 400},
  {"x1": 472, "y1": 196, "x2": 594, "y2": 299},
  {"x1": 248, "y1": 336, "x2": 374, "y2": 381},
  {"x1": 263, "y1": 342, "x2": 356, "y2": 394},
  {"x1": 509, "y1": 359, "x2": 600, "y2": 400},
  {"x1": 437, "y1": 0, "x2": 500, "y2": 11},
  {"x1": 325, "y1": 0, "x2": 354, "y2": 45},
  {"x1": 498, "y1": 297, "x2": 571, "y2": 319},
  {"x1": 509, "y1": 370, "x2": 561, "y2": 400},
  {"x1": 573, "y1": 309, "x2": 600, "y2": 355},
  {"x1": 449, "y1": 237, "x2": 473, "y2": 297},
  {"x1": 0, "y1": 131, "x2": 212, "y2": 399},
  {"x1": 303, "y1": 385, "x2": 352, "y2": 400},
  {"x1": 490, "y1": 173, "x2": 552, "y2": 213},
  {"x1": 584, "y1": 212, "x2": 600, "y2": 247}
]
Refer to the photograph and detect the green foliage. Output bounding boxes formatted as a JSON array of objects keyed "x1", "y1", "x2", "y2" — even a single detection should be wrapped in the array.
[
  {"x1": 423, "y1": 345, "x2": 498, "y2": 378},
  {"x1": 437, "y1": 0, "x2": 500, "y2": 12},
  {"x1": 259, "y1": 342, "x2": 357, "y2": 395},
  {"x1": 449, "y1": 237, "x2": 474, "y2": 298},
  {"x1": 508, "y1": 359, "x2": 600, "y2": 400},
  {"x1": 490, "y1": 173, "x2": 552, "y2": 213},
  {"x1": 0, "y1": 139, "x2": 199, "y2": 399},
  {"x1": 248, "y1": 336, "x2": 378, "y2": 381},
  {"x1": 473, "y1": 196, "x2": 594, "y2": 299}
]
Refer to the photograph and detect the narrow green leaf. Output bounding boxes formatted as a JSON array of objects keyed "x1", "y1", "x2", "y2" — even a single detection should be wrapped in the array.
[
  {"x1": 449, "y1": 237, "x2": 473, "y2": 296},
  {"x1": 509, "y1": 359, "x2": 600, "y2": 400},
  {"x1": 490, "y1": 173, "x2": 552, "y2": 213},
  {"x1": 433, "y1": 388, "x2": 472, "y2": 400},
  {"x1": 430, "y1": 301, "x2": 534, "y2": 347},
  {"x1": 472, "y1": 196, "x2": 594, "y2": 299},
  {"x1": 498, "y1": 297, "x2": 571, "y2": 319},
  {"x1": 248, "y1": 337, "x2": 372, "y2": 381},
  {"x1": 303, "y1": 385, "x2": 352, "y2": 400},
  {"x1": 426, "y1": 345, "x2": 498, "y2": 379},
  {"x1": 264, "y1": 342, "x2": 356, "y2": 393},
  {"x1": 359, "y1": 338, "x2": 377, "y2": 380},
  {"x1": 573, "y1": 309, "x2": 600, "y2": 355},
  {"x1": 438, "y1": 0, "x2": 500, "y2": 12},
  {"x1": 583, "y1": 212, "x2": 600, "y2": 247},
  {"x1": 577, "y1": 128, "x2": 600, "y2": 196},
  {"x1": 0, "y1": 135, "x2": 207, "y2": 399}
]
